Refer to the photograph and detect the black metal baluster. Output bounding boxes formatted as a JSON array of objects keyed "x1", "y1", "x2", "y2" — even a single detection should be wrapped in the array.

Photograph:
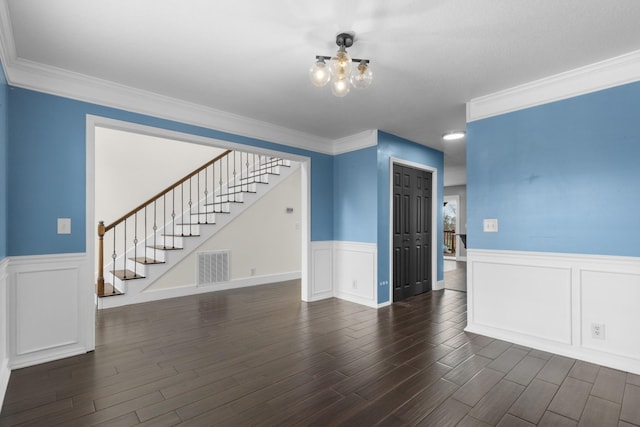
[
  {"x1": 153, "y1": 200, "x2": 157, "y2": 260},
  {"x1": 163, "y1": 194, "x2": 166, "y2": 249},
  {"x1": 123, "y1": 218, "x2": 128, "y2": 279},
  {"x1": 232, "y1": 151, "x2": 237, "y2": 202},
  {"x1": 253, "y1": 152, "x2": 257, "y2": 184},
  {"x1": 112, "y1": 226, "x2": 117, "y2": 294},
  {"x1": 204, "y1": 165, "x2": 209, "y2": 224},
  {"x1": 188, "y1": 177, "x2": 193, "y2": 236},
  {"x1": 144, "y1": 205, "x2": 147, "y2": 263},
  {"x1": 133, "y1": 211, "x2": 138, "y2": 277},
  {"x1": 171, "y1": 188, "x2": 176, "y2": 248},
  {"x1": 196, "y1": 171, "x2": 200, "y2": 226}
]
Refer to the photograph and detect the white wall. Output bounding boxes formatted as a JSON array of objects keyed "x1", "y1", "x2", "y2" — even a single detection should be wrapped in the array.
[
  {"x1": 95, "y1": 127, "x2": 223, "y2": 225},
  {"x1": 444, "y1": 165, "x2": 466, "y2": 187},
  {"x1": 466, "y1": 249, "x2": 640, "y2": 375},
  {"x1": 148, "y1": 168, "x2": 301, "y2": 289}
]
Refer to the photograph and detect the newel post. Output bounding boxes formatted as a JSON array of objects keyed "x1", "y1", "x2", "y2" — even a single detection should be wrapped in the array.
[{"x1": 97, "y1": 221, "x2": 105, "y2": 295}]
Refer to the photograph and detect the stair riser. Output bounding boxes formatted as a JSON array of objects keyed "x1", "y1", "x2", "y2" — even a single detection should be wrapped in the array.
[
  {"x1": 156, "y1": 235, "x2": 184, "y2": 247},
  {"x1": 173, "y1": 224, "x2": 201, "y2": 235}
]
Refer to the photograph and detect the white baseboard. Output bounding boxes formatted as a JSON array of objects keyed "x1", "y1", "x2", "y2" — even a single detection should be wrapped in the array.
[
  {"x1": 466, "y1": 249, "x2": 640, "y2": 375},
  {"x1": 0, "y1": 358, "x2": 9, "y2": 411},
  {"x1": 98, "y1": 271, "x2": 301, "y2": 309},
  {"x1": 433, "y1": 279, "x2": 445, "y2": 291},
  {"x1": 0, "y1": 258, "x2": 7, "y2": 409}
]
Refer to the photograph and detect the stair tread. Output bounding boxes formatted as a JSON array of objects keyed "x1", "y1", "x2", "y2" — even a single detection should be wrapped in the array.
[
  {"x1": 146, "y1": 245, "x2": 183, "y2": 250},
  {"x1": 220, "y1": 188, "x2": 257, "y2": 193},
  {"x1": 161, "y1": 233, "x2": 201, "y2": 237},
  {"x1": 176, "y1": 222, "x2": 216, "y2": 226},
  {"x1": 97, "y1": 283, "x2": 124, "y2": 297},
  {"x1": 130, "y1": 257, "x2": 165, "y2": 264},
  {"x1": 112, "y1": 270, "x2": 145, "y2": 280},
  {"x1": 203, "y1": 201, "x2": 243, "y2": 206}
]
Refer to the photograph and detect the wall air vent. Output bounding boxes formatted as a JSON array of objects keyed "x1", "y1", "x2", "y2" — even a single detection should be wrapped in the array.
[{"x1": 197, "y1": 250, "x2": 230, "y2": 285}]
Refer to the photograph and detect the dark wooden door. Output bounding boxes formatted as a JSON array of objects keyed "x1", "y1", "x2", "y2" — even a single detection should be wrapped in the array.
[{"x1": 393, "y1": 164, "x2": 432, "y2": 302}]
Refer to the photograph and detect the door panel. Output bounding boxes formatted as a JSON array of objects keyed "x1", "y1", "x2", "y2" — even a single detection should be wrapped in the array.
[{"x1": 393, "y1": 164, "x2": 432, "y2": 301}]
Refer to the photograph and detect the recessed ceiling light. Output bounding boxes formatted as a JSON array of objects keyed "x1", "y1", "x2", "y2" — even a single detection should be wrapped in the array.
[{"x1": 442, "y1": 131, "x2": 466, "y2": 141}]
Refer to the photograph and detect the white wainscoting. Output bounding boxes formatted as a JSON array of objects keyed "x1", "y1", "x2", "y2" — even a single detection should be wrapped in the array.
[
  {"x1": 333, "y1": 242, "x2": 377, "y2": 308},
  {"x1": 466, "y1": 249, "x2": 640, "y2": 375},
  {"x1": 310, "y1": 241, "x2": 378, "y2": 308},
  {"x1": 0, "y1": 258, "x2": 9, "y2": 410},
  {"x1": 309, "y1": 241, "x2": 334, "y2": 301},
  {"x1": 7, "y1": 253, "x2": 94, "y2": 370}
]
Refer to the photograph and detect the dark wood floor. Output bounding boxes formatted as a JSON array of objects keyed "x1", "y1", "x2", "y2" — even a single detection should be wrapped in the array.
[
  {"x1": 2, "y1": 279, "x2": 640, "y2": 426},
  {"x1": 444, "y1": 260, "x2": 467, "y2": 292}
]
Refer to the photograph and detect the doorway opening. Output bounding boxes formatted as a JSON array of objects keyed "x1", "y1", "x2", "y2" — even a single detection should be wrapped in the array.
[
  {"x1": 443, "y1": 195, "x2": 459, "y2": 260},
  {"x1": 86, "y1": 116, "x2": 311, "y2": 320}
]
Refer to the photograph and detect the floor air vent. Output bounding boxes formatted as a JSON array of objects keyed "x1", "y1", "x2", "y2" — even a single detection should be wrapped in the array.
[{"x1": 197, "y1": 250, "x2": 230, "y2": 285}]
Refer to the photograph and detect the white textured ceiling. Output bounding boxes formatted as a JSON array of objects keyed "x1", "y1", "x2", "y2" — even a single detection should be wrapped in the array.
[{"x1": 2, "y1": 0, "x2": 640, "y2": 170}]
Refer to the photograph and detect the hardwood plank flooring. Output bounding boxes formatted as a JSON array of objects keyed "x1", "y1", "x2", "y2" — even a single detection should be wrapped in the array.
[{"x1": 2, "y1": 278, "x2": 640, "y2": 426}]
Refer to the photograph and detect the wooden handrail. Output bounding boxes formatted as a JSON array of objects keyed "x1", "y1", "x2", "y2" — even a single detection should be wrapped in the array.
[{"x1": 102, "y1": 149, "x2": 232, "y2": 233}]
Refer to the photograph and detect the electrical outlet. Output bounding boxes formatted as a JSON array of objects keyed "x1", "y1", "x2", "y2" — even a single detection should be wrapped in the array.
[
  {"x1": 352, "y1": 280, "x2": 358, "y2": 289},
  {"x1": 250, "y1": 268, "x2": 256, "y2": 276},
  {"x1": 57, "y1": 218, "x2": 71, "y2": 234},
  {"x1": 591, "y1": 323, "x2": 605, "y2": 340}
]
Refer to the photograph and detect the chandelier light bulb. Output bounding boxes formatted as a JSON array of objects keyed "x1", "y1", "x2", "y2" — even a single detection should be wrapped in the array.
[
  {"x1": 309, "y1": 58, "x2": 330, "y2": 87},
  {"x1": 330, "y1": 49, "x2": 352, "y2": 78},
  {"x1": 331, "y1": 75, "x2": 351, "y2": 97},
  {"x1": 351, "y1": 61, "x2": 373, "y2": 89}
]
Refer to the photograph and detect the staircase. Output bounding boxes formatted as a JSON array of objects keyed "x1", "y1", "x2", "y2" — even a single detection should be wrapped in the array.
[{"x1": 96, "y1": 150, "x2": 294, "y2": 309}]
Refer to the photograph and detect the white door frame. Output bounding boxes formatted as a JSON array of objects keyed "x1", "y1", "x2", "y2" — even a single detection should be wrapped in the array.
[
  {"x1": 388, "y1": 157, "x2": 439, "y2": 303},
  {"x1": 85, "y1": 115, "x2": 312, "y2": 334}
]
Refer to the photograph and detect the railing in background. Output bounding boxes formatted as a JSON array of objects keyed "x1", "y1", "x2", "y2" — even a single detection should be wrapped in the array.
[
  {"x1": 96, "y1": 149, "x2": 287, "y2": 296},
  {"x1": 443, "y1": 230, "x2": 456, "y2": 255}
]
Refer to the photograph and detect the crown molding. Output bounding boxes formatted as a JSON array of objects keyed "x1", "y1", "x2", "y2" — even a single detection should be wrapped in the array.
[
  {"x1": 0, "y1": 10, "x2": 336, "y2": 155},
  {"x1": 331, "y1": 129, "x2": 378, "y2": 155},
  {"x1": 4, "y1": 57, "x2": 336, "y2": 154},
  {"x1": 467, "y1": 49, "x2": 640, "y2": 122}
]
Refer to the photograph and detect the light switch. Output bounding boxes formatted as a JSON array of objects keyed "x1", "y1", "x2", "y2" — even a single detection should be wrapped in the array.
[
  {"x1": 57, "y1": 218, "x2": 71, "y2": 234},
  {"x1": 483, "y1": 218, "x2": 498, "y2": 232}
]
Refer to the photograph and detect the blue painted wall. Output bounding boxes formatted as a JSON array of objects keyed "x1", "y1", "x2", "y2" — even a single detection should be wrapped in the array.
[
  {"x1": 333, "y1": 146, "x2": 377, "y2": 243},
  {"x1": 467, "y1": 81, "x2": 640, "y2": 256},
  {"x1": 6, "y1": 86, "x2": 333, "y2": 256},
  {"x1": 377, "y1": 131, "x2": 444, "y2": 303},
  {"x1": 0, "y1": 64, "x2": 7, "y2": 260}
]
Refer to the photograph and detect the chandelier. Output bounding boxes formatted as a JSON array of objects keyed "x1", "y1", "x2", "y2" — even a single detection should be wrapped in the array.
[{"x1": 309, "y1": 32, "x2": 373, "y2": 97}]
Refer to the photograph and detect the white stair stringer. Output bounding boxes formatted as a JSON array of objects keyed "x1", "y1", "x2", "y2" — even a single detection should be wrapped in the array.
[{"x1": 98, "y1": 161, "x2": 298, "y2": 309}]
